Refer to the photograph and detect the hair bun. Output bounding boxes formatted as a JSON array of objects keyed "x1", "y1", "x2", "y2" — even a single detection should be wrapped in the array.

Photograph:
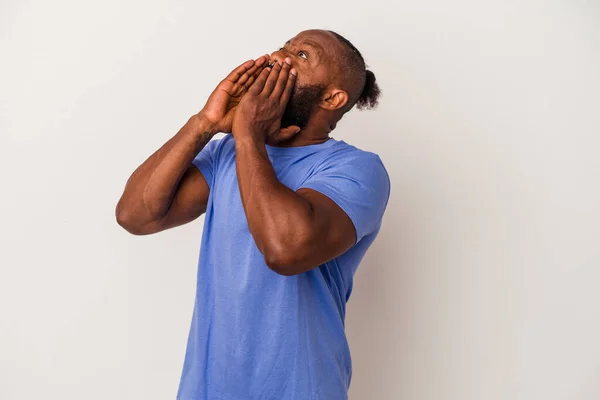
[{"x1": 357, "y1": 70, "x2": 381, "y2": 110}]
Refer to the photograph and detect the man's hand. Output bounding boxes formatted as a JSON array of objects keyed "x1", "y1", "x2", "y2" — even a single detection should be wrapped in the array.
[
  {"x1": 199, "y1": 55, "x2": 269, "y2": 134},
  {"x1": 232, "y1": 58, "x2": 300, "y2": 143}
]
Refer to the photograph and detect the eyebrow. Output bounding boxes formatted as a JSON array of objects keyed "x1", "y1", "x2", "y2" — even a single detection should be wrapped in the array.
[{"x1": 284, "y1": 40, "x2": 324, "y2": 60}]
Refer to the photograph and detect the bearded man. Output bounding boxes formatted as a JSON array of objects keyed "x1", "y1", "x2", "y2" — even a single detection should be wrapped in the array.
[{"x1": 116, "y1": 29, "x2": 390, "y2": 400}]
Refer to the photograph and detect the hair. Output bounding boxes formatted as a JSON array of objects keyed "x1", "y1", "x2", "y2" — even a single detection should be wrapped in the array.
[{"x1": 328, "y1": 30, "x2": 382, "y2": 111}]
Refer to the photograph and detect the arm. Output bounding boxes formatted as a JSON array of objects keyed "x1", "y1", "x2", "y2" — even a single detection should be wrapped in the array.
[
  {"x1": 115, "y1": 114, "x2": 215, "y2": 235},
  {"x1": 234, "y1": 137, "x2": 356, "y2": 275},
  {"x1": 231, "y1": 60, "x2": 356, "y2": 275},
  {"x1": 116, "y1": 56, "x2": 268, "y2": 235}
]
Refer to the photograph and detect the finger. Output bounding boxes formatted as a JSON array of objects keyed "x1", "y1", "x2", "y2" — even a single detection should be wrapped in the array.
[
  {"x1": 245, "y1": 69, "x2": 268, "y2": 89},
  {"x1": 261, "y1": 61, "x2": 282, "y2": 96},
  {"x1": 248, "y1": 66, "x2": 272, "y2": 95},
  {"x1": 225, "y1": 59, "x2": 256, "y2": 83},
  {"x1": 243, "y1": 76, "x2": 257, "y2": 91},
  {"x1": 280, "y1": 67, "x2": 297, "y2": 104},
  {"x1": 255, "y1": 54, "x2": 269, "y2": 68},
  {"x1": 237, "y1": 63, "x2": 262, "y2": 87},
  {"x1": 271, "y1": 58, "x2": 292, "y2": 98},
  {"x1": 243, "y1": 57, "x2": 270, "y2": 88}
]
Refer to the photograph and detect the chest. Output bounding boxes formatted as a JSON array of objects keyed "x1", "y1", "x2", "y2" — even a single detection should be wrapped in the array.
[{"x1": 213, "y1": 151, "x2": 314, "y2": 205}]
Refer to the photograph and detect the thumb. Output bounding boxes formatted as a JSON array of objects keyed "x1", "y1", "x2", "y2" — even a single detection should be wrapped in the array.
[{"x1": 277, "y1": 125, "x2": 301, "y2": 139}]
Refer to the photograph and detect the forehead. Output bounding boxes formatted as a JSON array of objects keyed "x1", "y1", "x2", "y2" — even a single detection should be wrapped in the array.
[{"x1": 286, "y1": 30, "x2": 342, "y2": 61}]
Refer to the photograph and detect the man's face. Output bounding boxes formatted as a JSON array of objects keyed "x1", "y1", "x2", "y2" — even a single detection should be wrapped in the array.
[{"x1": 269, "y1": 30, "x2": 340, "y2": 129}]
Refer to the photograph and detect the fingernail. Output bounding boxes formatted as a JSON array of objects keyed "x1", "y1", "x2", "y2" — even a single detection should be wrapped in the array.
[
  {"x1": 285, "y1": 57, "x2": 292, "y2": 65},
  {"x1": 291, "y1": 69, "x2": 297, "y2": 76}
]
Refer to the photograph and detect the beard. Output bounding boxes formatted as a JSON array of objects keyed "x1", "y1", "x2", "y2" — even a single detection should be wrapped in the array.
[{"x1": 280, "y1": 83, "x2": 326, "y2": 129}]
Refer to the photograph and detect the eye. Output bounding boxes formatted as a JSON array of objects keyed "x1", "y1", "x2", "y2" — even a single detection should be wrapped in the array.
[{"x1": 298, "y1": 51, "x2": 308, "y2": 60}]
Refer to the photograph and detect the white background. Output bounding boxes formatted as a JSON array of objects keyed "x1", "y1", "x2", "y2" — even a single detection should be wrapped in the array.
[{"x1": 1, "y1": 0, "x2": 599, "y2": 399}]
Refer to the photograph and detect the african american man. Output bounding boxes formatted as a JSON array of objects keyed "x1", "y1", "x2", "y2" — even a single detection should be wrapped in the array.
[{"x1": 116, "y1": 29, "x2": 390, "y2": 400}]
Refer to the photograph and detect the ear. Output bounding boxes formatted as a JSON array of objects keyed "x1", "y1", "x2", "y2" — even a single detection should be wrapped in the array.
[{"x1": 319, "y1": 88, "x2": 348, "y2": 111}]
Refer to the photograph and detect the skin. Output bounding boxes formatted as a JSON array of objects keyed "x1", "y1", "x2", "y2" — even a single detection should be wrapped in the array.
[
  {"x1": 116, "y1": 30, "x2": 357, "y2": 276},
  {"x1": 268, "y1": 29, "x2": 351, "y2": 145}
]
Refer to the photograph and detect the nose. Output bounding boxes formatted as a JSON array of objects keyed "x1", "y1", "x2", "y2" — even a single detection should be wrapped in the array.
[{"x1": 269, "y1": 49, "x2": 290, "y2": 66}]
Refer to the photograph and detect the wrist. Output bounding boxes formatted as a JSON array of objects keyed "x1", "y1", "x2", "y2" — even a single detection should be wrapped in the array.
[
  {"x1": 235, "y1": 133, "x2": 267, "y2": 154},
  {"x1": 232, "y1": 120, "x2": 266, "y2": 142},
  {"x1": 191, "y1": 112, "x2": 218, "y2": 136}
]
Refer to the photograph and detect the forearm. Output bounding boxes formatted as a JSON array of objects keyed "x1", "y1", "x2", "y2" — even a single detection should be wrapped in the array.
[
  {"x1": 117, "y1": 113, "x2": 215, "y2": 223},
  {"x1": 234, "y1": 134, "x2": 314, "y2": 263}
]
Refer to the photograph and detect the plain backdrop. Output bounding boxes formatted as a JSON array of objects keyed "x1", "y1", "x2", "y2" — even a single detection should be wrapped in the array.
[{"x1": 1, "y1": 0, "x2": 599, "y2": 399}]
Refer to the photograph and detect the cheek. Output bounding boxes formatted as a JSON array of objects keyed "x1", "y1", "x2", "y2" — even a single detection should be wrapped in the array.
[
  {"x1": 297, "y1": 66, "x2": 329, "y2": 88},
  {"x1": 292, "y1": 63, "x2": 315, "y2": 81},
  {"x1": 293, "y1": 72, "x2": 318, "y2": 92},
  {"x1": 294, "y1": 75, "x2": 308, "y2": 90}
]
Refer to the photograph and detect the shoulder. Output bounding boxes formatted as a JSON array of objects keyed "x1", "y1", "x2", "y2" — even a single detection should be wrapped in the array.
[
  {"x1": 300, "y1": 140, "x2": 391, "y2": 242},
  {"x1": 191, "y1": 135, "x2": 236, "y2": 181},
  {"x1": 322, "y1": 140, "x2": 385, "y2": 165},
  {"x1": 303, "y1": 139, "x2": 391, "y2": 208},
  {"x1": 197, "y1": 134, "x2": 236, "y2": 161},
  {"x1": 211, "y1": 133, "x2": 236, "y2": 153},
  {"x1": 314, "y1": 140, "x2": 390, "y2": 189}
]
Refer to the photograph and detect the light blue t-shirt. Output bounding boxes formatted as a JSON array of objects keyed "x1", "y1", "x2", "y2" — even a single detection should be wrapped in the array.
[{"x1": 177, "y1": 134, "x2": 390, "y2": 400}]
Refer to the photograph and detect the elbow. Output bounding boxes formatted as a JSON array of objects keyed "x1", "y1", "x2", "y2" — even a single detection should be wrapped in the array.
[
  {"x1": 115, "y1": 204, "x2": 148, "y2": 236},
  {"x1": 264, "y1": 254, "x2": 300, "y2": 276},
  {"x1": 262, "y1": 239, "x2": 309, "y2": 276}
]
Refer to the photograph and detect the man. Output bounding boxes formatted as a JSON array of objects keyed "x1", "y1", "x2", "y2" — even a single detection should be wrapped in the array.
[{"x1": 116, "y1": 29, "x2": 390, "y2": 399}]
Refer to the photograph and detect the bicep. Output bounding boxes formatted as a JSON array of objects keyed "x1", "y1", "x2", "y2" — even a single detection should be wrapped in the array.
[
  {"x1": 296, "y1": 188, "x2": 357, "y2": 266},
  {"x1": 142, "y1": 165, "x2": 210, "y2": 234}
]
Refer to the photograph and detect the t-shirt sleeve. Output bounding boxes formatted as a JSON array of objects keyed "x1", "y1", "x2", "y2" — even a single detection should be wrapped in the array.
[
  {"x1": 191, "y1": 137, "x2": 222, "y2": 190},
  {"x1": 299, "y1": 152, "x2": 391, "y2": 244}
]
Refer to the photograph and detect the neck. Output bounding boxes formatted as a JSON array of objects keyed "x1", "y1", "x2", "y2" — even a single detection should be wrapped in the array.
[{"x1": 268, "y1": 123, "x2": 332, "y2": 148}]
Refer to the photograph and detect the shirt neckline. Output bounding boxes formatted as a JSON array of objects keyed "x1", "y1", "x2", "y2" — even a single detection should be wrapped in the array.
[{"x1": 265, "y1": 137, "x2": 339, "y2": 156}]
